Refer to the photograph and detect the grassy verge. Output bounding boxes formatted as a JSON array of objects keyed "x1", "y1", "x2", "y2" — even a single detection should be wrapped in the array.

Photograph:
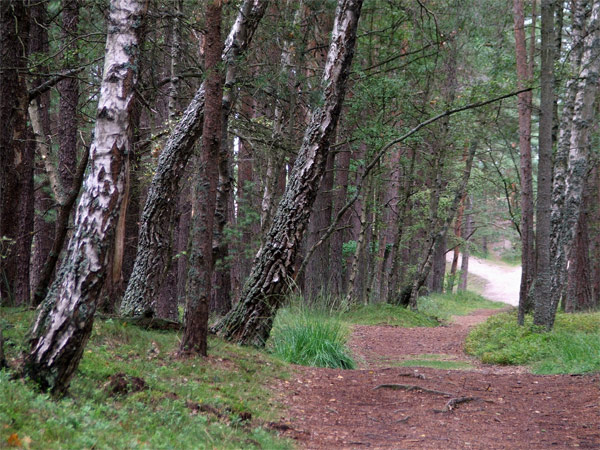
[
  {"x1": 0, "y1": 308, "x2": 292, "y2": 450},
  {"x1": 465, "y1": 310, "x2": 600, "y2": 374}
]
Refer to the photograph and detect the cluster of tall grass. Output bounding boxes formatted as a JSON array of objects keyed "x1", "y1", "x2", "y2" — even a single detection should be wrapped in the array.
[{"x1": 466, "y1": 310, "x2": 600, "y2": 374}]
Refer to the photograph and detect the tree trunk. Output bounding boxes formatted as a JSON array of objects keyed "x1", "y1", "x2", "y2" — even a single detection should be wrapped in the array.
[
  {"x1": 29, "y1": 1, "x2": 55, "y2": 304},
  {"x1": 305, "y1": 152, "x2": 335, "y2": 302},
  {"x1": 0, "y1": 1, "x2": 31, "y2": 306},
  {"x1": 121, "y1": 0, "x2": 268, "y2": 317},
  {"x1": 179, "y1": 0, "x2": 223, "y2": 357},
  {"x1": 24, "y1": 0, "x2": 147, "y2": 396},
  {"x1": 329, "y1": 146, "x2": 352, "y2": 297},
  {"x1": 213, "y1": 0, "x2": 364, "y2": 346},
  {"x1": 565, "y1": 191, "x2": 592, "y2": 312},
  {"x1": 513, "y1": 0, "x2": 536, "y2": 324},
  {"x1": 532, "y1": 0, "x2": 557, "y2": 328},
  {"x1": 540, "y1": 0, "x2": 600, "y2": 328},
  {"x1": 458, "y1": 196, "x2": 473, "y2": 291}
]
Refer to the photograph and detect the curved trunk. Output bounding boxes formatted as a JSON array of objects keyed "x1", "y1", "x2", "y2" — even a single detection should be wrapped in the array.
[{"x1": 213, "y1": 0, "x2": 364, "y2": 346}]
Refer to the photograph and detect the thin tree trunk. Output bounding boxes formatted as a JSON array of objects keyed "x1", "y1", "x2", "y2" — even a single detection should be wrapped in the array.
[
  {"x1": 213, "y1": 0, "x2": 364, "y2": 346},
  {"x1": 532, "y1": 0, "x2": 557, "y2": 328},
  {"x1": 0, "y1": 1, "x2": 31, "y2": 306},
  {"x1": 458, "y1": 196, "x2": 473, "y2": 291},
  {"x1": 513, "y1": 0, "x2": 536, "y2": 324},
  {"x1": 179, "y1": 0, "x2": 223, "y2": 356},
  {"x1": 121, "y1": 0, "x2": 268, "y2": 317},
  {"x1": 24, "y1": 0, "x2": 148, "y2": 396}
]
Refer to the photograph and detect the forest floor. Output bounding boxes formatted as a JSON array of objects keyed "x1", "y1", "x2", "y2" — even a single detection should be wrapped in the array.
[{"x1": 271, "y1": 259, "x2": 599, "y2": 449}]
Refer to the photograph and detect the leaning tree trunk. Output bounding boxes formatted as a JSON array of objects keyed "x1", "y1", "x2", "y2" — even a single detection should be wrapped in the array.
[
  {"x1": 212, "y1": 0, "x2": 363, "y2": 346},
  {"x1": 540, "y1": 0, "x2": 600, "y2": 329},
  {"x1": 23, "y1": 0, "x2": 147, "y2": 396},
  {"x1": 120, "y1": 0, "x2": 268, "y2": 317}
]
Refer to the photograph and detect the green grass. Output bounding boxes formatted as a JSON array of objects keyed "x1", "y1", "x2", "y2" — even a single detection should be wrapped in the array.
[
  {"x1": 393, "y1": 354, "x2": 474, "y2": 370},
  {"x1": 418, "y1": 291, "x2": 506, "y2": 321},
  {"x1": 0, "y1": 308, "x2": 292, "y2": 450},
  {"x1": 465, "y1": 311, "x2": 600, "y2": 374},
  {"x1": 269, "y1": 308, "x2": 355, "y2": 369},
  {"x1": 342, "y1": 303, "x2": 440, "y2": 327}
]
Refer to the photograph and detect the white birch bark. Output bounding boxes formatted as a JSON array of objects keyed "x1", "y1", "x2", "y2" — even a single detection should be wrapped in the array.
[
  {"x1": 24, "y1": 0, "x2": 148, "y2": 395},
  {"x1": 542, "y1": 0, "x2": 600, "y2": 328}
]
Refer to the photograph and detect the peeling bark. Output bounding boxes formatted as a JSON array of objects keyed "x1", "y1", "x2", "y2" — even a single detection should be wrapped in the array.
[{"x1": 24, "y1": 0, "x2": 148, "y2": 395}]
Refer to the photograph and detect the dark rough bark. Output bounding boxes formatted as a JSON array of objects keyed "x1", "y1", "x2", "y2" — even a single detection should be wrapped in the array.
[
  {"x1": 58, "y1": 0, "x2": 79, "y2": 194},
  {"x1": 0, "y1": 1, "x2": 31, "y2": 306},
  {"x1": 24, "y1": 0, "x2": 147, "y2": 396},
  {"x1": 213, "y1": 0, "x2": 364, "y2": 346},
  {"x1": 532, "y1": 0, "x2": 556, "y2": 328},
  {"x1": 121, "y1": 0, "x2": 268, "y2": 317},
  {"x1": 565, "y1": 193, "x2": 593, "y2": 312},
  {"x1": 179, "y1": 0, "x2": 223, "y2": 357}
]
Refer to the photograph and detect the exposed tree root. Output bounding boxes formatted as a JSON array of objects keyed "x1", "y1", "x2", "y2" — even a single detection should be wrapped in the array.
[
  {"x1": 373, "y1": 384, "x2": 453, "y2": 397},
  {"x1": 435, "y1": 396, "x2": 479, "y2": 413}
]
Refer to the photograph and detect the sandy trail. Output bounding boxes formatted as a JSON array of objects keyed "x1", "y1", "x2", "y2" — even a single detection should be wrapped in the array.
[{"x1": 447, "y1": 254, "x2": 521, "y2": 306}]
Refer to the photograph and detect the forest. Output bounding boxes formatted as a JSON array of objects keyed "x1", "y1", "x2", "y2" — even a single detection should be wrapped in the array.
[{"x1": 1, "y1": 0, "x2": 600, "y2": 448}]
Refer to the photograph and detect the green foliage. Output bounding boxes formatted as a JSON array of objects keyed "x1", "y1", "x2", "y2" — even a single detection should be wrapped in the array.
[
  {"x1": 418, "y1": 291, "x2": 506, "y2": 322},
  {"x1": 269, "y1": 308, "x2": 355, "y2": 370},
  {"x1": 465, "y1": 311, "x2": 600, "y2": 374},
  {"x1": 0, "y1": 308, "x2": 292, "y2": 450}
]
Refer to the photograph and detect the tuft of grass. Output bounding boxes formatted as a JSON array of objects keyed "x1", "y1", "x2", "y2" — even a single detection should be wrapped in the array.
[
  {"x1": 342, "y1": 303, "x2": 439, "y2": 327},
  {"x1": 0, "y1": 307, "x2": 292, "y2": 450},
  {"x1": 269, "y1": 308, "x2": 355, "y2": 369},
  {"x1": 465, "y1": 311, "x2": 600, "y2": 374},
  {"x1": 418, "y1": 291, "x2": 506, "y2": 322}
]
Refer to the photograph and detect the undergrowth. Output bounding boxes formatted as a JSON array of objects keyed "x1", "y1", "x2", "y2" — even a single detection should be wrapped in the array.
[
  {"x1": 268, "y1": 308, "x2": 355, "y2": 369},
  {"x1": 0, "y1": 308, "x2": 292, "y2": 450},
  {"x1": 465, "y1": 311, "x2": 600, "y2": 374}
]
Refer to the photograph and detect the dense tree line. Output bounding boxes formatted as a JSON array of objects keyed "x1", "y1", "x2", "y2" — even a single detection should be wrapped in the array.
[{"x1": 1, "y1": 0, "x2": 599, "y2": 394}]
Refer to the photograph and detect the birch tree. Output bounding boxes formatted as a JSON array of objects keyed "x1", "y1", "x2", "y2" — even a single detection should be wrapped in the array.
[
  {"x1": 213, "y1": 0, "x2": 364, "y2": 346},
  {"x1": 24, "y1": 0, "x2": 148, "y2": 396},
  {"x1": 537, "y1": 0, "x2": 600, "y2": 329}
]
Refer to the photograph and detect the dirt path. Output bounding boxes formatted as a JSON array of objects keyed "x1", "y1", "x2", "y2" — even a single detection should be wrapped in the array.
[
  {"x1": 447, "y1": 254, "x2": 521, "y2": 306},
  {"x1": 273, "y1": 308, "x2": 600, "y2": 449}
]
